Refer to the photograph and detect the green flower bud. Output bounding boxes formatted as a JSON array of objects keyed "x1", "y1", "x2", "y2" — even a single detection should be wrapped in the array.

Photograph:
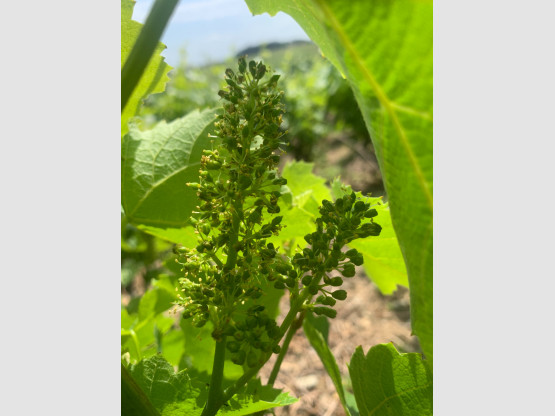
[
  {"x1": 285, "y1": 277, "x2": 296, "y2": 288},
  {"x1": 238, "y1": 57, "x2": 247, "y2": 73},
  {"x1": 227, "y1": 341, "x2": 241, "y2": 353},
  {"x1": 256, "y1": 64, "x2": 267, "y2": 79},
  {"x1": 271, "y1": 216, "x2": 283, "y2": 226},
  {"x1": 350, "y1": 252, "x2": 364, "y2": 266},
  {"x1": 322, "y1": 297, "x2": 336, "y2": 306},
  {"x1": 274, "y1": 281, "x2": 285, "y2": 289},
  {"x1": 247, "y1": 350, "x2": 259, "y2": 368},
  {"x1": 329, "y1": 276, "x2": 343, "y2": 286},
  {"x1": 356, "y1": 222, "x2": 382, "y2": 237},
  {"x1": 232, "y1": 350, "x2": 246, "y2": 366},
  {"x1": 332, "y1": 290, "x2": 347, "y2": 300},
  {"x1": 364, "y1": 208, "x2": 378, "y2": 218},
  {"x1": 313, "y1": 307, "x2": 337, "y2": 319},
  {"x1": 342, "y1": 263, "x2": 356, "y2": 277}
]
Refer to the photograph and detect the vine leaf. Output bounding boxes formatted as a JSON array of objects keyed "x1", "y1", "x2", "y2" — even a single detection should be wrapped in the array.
[
  {"x1": 121, "y1": 108, "x2": 218, "y2": 241},
  {"x1": 128, "y1": 356, "x2": 297, "y2": 416},
  {"x1": 348, "y1": 344, "x2": 432, "y2": 416},
  {"x1": 245, "y1": 0, "x2": 433, "y2": 363},
  {"x1": 121, "y1": 0, "x2": 172, "y2": 137},
  {"x1": 128, "y1": 355, "x2": 204, "y2": 414},
  {"x1": 122, "y1": 363, "x2": 160, "y2": 416}
]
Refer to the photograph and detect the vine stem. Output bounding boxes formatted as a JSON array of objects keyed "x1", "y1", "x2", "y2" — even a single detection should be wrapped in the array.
[
  {"x1": 267, "y1": 311, "x2": 305, "y2": 386},
  {"x1": 200, "y1": 337, "x2": 227, "y2": 416}
]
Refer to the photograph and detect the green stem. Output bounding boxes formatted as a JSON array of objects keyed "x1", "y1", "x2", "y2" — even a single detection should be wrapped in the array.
[
  {"x1": 201, "y1": 199, "x2": 242, "y2": 416},
  {"x1": 267, "y1": 312, "x2": 305, "y2": 386},
  {"x1": 200, "y1": 337, "x2": 227, "y2": 416},
  {"x1": 121, "y1": 0, "x2": 179, "y2": 112}
]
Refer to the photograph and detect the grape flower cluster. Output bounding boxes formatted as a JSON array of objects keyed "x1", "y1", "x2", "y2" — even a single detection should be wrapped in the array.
[{"x1": 174, "y1": 59, "x2": 381, "y2": 368}]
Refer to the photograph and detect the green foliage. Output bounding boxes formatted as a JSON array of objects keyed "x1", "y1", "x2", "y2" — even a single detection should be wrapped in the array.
[
  {"x1": 122, "y1": 0, "x2": 432, "y2": 413},
  {"x1": 245, "y1": 0, "x2": 433, "y2": 363},
  {"x1": 348, "y1": 344, "x2": 432, "y2": 415},
  {"x1": 128, "y1": 356, "x2": 297, "y2": 416},
  {"x1": 121, "y1": 0, "x2": 172, "y2": 137},
  {"x1": 122, "y1": 363, "x2": 160, "y2": 416},
  {"x1": 121, "y1": 108, "x2": 218, "y2": 241}
]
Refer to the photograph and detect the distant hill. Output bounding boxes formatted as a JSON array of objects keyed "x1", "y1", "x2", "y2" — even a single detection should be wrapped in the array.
[{"x1": 235, "y1": 40, "x2": 314, "y2": 58}]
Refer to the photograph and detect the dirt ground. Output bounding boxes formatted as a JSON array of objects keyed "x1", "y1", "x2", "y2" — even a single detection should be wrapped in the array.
[{"x1": 258, "y1": 268, "x2": 420, "y2": 416}]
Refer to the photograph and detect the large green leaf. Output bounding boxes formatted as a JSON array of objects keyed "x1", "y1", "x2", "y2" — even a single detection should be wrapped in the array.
[
  {"x1": 245, "y1": 0, "x2": 433, "y2": 362},
  {"x1": 121, "y1": 0, "x2": 172, "y2": 137},
  {"x1": 348, "y1": 344, "x2": 432, "y2": 416},
  {"x1": 121, "y1": 108, "x2": 218, "y2": 239}
]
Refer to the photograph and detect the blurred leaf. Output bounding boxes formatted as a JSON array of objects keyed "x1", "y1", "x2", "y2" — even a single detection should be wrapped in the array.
[
  {"x1": 138, "y1": 287, "x2": 175, "y2": 322},
  {"x1": 348, "y1": 344, "x2": 432, "y2": 415},
  {"x1": 282, "y1": 161, "x2": 330, "y2": 212},
  {"x1": 303, "y1": 314, "x2": 355, "y2": 416},
  {"x1": 121, "y1": 0, "x2": 172, "y2": 137},
  {"x1": 122, "y1": 108, "x2": 218, "y2": 232},
  {"x1": 269, "y1": 161, "x2": 331, "y2": 250},
  {"x1": 160, "y1": 329, "x2": 185, "y2": 367},
  {"x1": 246, "y1": 0, "x2": 433, "y2": 361},
  {"x1": 138, "y1": 224, "x2": 198, "y2": 247}
]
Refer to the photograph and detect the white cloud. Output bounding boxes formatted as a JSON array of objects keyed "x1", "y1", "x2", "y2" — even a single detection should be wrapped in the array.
[{"x1": 173, "y1": 0, "x2": 247, "y2": 23}]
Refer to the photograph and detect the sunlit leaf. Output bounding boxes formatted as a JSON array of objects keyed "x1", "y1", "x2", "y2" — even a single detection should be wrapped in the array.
[
  {"x1": 348, "y1": 343, "x2": 432, "y2": 415},
  {"x1": 121, "y1": 0, "x2": 172, "y2": 137},
  {"x1": 245, "y1": 0, "x2": 433, "y2": 362},
  {"x1": 121, "y1": 108, "x2": 218, "y2": 239}
]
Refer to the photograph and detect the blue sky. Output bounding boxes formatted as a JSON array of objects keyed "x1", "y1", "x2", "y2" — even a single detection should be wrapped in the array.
[{"x1": 133, "y1": 0, "x2": 311, "y2": 67}]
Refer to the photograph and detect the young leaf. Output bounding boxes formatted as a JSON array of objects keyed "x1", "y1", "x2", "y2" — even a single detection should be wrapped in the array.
[
  {"x1": 121, "y1": 0, "x2": 172, "y2": 137},
  {"x1": 122, "y1": 108, "x2": 218, "y2": 233},
  {"x1": 122, "y1": 363, "x2": 160, "y2": 416},
  {"x1": 348, "y1": 344, "x2": 432, "y2": 416},
  {"x1": 161, "y1": 378, "x2": 297, "y2": 416},
  {"x1": 218, "y1": 379, "x2": 298, "y2": 415},
  {"x1": 129, "y1": 355, "x2": 203, "y2": 413},
  {"x1": 246, "y1": 0, "x2": 433, "y2": 362},
  {"x1": 303, "y1": 314, "x2": 356, "y2": 416}
]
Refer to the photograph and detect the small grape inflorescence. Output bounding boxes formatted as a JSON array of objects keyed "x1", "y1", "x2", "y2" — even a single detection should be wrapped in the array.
[{"x1": 174, "y1": 58, "x2": 382, "y2": 416}]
